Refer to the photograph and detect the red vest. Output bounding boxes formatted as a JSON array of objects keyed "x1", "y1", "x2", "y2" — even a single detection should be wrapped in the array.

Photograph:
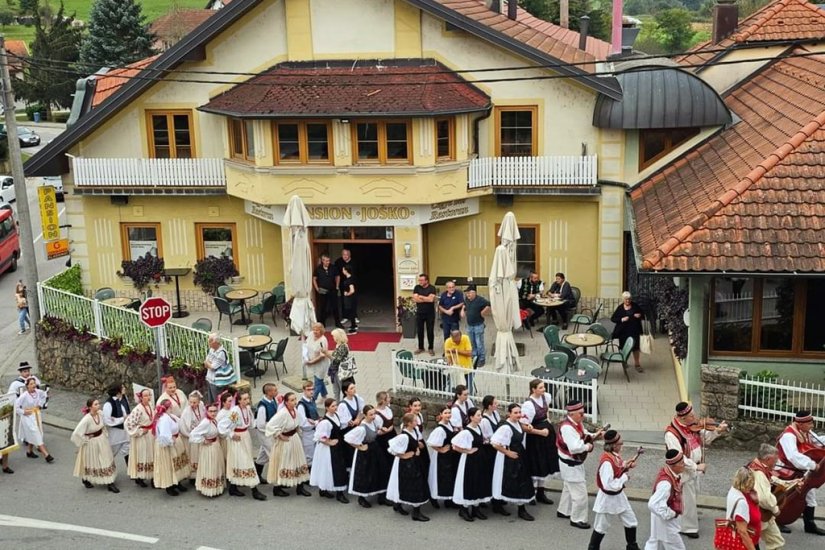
[
  {"x1": 776, "y1": 424, "x2": 815, "y2": 469},
  {"x1": 556, "y1": 418, "x2": 587, "y2": 462},
  {"x1": 596, "y1": 452, "x2": 625, "y2": 495},
  {"x1": 665, "y1": 419, "x2": 701, "y2": 455},
  {"x1": 747, "y1": 458, "x2": 772, "y2": 481},
  {"x1": 653, "y1": 467, "x2": 683, "y2": 516}
]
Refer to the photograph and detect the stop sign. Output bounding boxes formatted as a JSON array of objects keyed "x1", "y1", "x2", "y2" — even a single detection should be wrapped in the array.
[{"x1": 139, "y1": 297, "x2": 172, "y2": 328}]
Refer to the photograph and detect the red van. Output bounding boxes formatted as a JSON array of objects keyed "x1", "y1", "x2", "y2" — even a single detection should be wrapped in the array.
[{"x1": 0, "y1": 208, "x2": 20, "y2": 274}]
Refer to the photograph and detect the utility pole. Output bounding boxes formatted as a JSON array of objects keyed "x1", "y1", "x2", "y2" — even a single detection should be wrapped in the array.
[{"x1": 0, "y1": 36, "x2": 41, "y2": 322}]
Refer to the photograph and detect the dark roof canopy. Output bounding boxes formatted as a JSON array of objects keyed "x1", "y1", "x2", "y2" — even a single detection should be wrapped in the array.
[
  {"x1": 199, "y1": 59, "x2": 491, "y2": 118},
  {"x1": 593, "y1": 66, "x2": 731, "y2": 129}
]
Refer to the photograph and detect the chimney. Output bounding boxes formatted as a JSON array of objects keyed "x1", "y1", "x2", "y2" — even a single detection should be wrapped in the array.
[
  {"x1": 621, "y1": 17, "x2": 640, "y2": 54},
  {"x1": 486, "y1": 0, "x2": 501, "y2": 13},
  {"x1": 560, "y1": 0, "x2": 569, "y2": 29},
  {"x1": 712, "y1": 0, "x2": 739, "y2": 43},
  {"x1": 507, "y1": 0, "x2": 517, "y2": 20},
  {"x1": 578, "y1": 15, "x2": 589, "y2": 50},
  {"x1": 610, "y1": 0, "x2": 623, "y2": 56}
]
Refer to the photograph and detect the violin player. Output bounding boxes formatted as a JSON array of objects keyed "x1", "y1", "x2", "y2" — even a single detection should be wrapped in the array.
[
  {"x1": 747, "y1": 443, "x2": 786, "y2": 549},
  {"x1": 776, "y1": 410, "x2": 825, "y2": 536},
  {"x1": 663, "y1": 401, "x2": 728, "y2": 539}
]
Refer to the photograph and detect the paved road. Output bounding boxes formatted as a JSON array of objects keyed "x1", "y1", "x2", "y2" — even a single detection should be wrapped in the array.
[
  {"x1": 0, "y1": 426, "x2": 813, "y2": 549},
  {"x1": 19, "y1": 124, "x2": 65, "y2": 156}
]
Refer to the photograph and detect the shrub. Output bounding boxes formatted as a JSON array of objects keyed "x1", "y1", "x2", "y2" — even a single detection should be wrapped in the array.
[
  {"x1": 193, "y1": 256, "x2": 238, "y2": 295},
  {"x1": 117, "y1": 254, "x2": 165, "y2": 291},
  {"x1": 25, "y1": 102, "x2": 47, "y2": 121},
  {"x1": 45, "y1": 264, "x2": 83, "y2": 294},
  {"x1": 653, "y1": 277, "x2": 688, "y2": 359},
  {"x1": 51, "y1": 111, "x2": 70, "y2": 123}
]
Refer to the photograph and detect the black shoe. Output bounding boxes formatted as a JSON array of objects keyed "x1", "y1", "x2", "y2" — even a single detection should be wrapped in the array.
[
  {"x1": 135, "y1": 479, "x2": 147, "y2": 488},
  {"x1": 412, "y1": 508, "x2": 430, "y2": 522},
  {"x1": 679, "y1": 532, "x2": 699, "y2": 539},
  {"x1": 778, "y1": 524, "x2": 792, "y2": 534},
  {"x1": 394, "y1": 503, "x2": 409, "y2": 516},
  {"x1": 273, "y1": 486, "x2": 289, "y2": 497},
  {"x1": 252, "y1": 488, "x2": 267, "y2": 501},
  {"x1": 536, "y1": 489, "x2": 554, "y2": 505},
  {"x1": 165, "y1": 486, "x2": 179, "y2": 496},
  {"x1": 189, "y1": 478, "x2": 197, "y2": 487},
  {"x1": 571, "y1": 521, "x2": 591, "y2": 529},
  {"x1": 625, "y1": 526, "x2": 640, "y2": 550},
  {"x1": 378, "y1": 494, "x2": 391, "y2": 506},
  {"x1": 228, "y1": 485, "x2": 245, "y2": 497},
  {"x1": 336, "y1": 491, "x2": 349, "y2": 504},
  {"x1": 358, "y1": 496, "x2": 372, "y2": 508},
  {"x1": 492, "y1": 502, "x2": 511, "y2": 516},
  {"x1": 26, "y1": 452, "x2": 38, "y2": 459},
  {"x1": 296, "y1": 483, "x2": 311, "y2": 497},
  {"x1": 430, "y1": 498, "x2": 440, "y2": 509},
  {"x1": 176, "y1": 482, "x2": 188, "y2": 493},
  {"x1": 107, "y1": 484, "x2": 120, "y2": 494},
  {"x1": 472, "y1": 506, "x2": 487, "y2": 520},
  {"x1": 445, "y1": 500, "x2": 459, "y2": 509},
  {"x1": 557, "y1": 511, "x2": 570, "y2": 519},
  {"x1": 44, "y1": 455, "x2": 54, "y2": 463},
  {"x1": 82, "y1": 480, "x2": 93, "y2": 489},
  {"x1": 2, "y1": 467, "x2": 13, "y2": 474},
  {"x1": 804, "y1": 506, "x2": 825, "y2": 535},
  {"x1": 588, "y1": 530, "x2": 606, "y2": 550},
  {"x1": 459, "y1": 507, "x2": 475, "y2": 522},
  {"x1": 518, "y1": 506, "x2": 535, "y2": 521}
]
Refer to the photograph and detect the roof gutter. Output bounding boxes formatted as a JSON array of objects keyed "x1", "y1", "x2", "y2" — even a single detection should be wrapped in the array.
[{"x1": 196, "y1": 105, "x2": 492, "y2": 118}]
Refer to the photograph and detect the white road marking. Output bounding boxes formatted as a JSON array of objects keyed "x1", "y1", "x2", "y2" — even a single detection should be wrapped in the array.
[
  {"x1": 0, "y1": 514, "x2": 158, "y2": 544},
  {"x1": 33, "y1": 206, "x2": 66, "y2": 244}
]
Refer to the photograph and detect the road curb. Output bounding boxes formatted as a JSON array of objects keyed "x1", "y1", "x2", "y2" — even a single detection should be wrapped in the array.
[{"x1": 42, "y1": 415, "x2": 75, "y2": 432}]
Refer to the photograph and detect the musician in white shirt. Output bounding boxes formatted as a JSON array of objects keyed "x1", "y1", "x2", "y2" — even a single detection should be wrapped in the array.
[{"x1": 776, "y1": 410, "x2": 825, "y2": 535}]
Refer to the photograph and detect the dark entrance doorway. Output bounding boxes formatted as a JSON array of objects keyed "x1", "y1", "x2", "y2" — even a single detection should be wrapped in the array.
[{"x1": 311, "y1": 227, "x2": 396, "y2": 330}]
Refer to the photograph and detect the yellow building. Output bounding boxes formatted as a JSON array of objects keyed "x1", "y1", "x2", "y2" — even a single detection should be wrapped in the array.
[{"x1": 28, "y1": 0, "x2": 653, "y2": 324}]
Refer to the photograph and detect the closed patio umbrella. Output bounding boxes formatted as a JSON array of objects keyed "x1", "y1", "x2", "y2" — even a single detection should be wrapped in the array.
[
  {"x1": 283, "y1": 195, "x2": 315, "y2": 338},
  {"x1": 489, "y1": 244, "x2": 521, "y2": 375},
  {"x1": 497, "y1": 211, "x2": 520, "y2": 268}
]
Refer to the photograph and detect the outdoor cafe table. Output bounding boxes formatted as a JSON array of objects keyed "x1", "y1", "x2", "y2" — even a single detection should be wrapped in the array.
[
  {"x1": 237, "y1": 334, "x2": 272, "y2": 354},
  {"x1": 531, "y1": 364, "x2": 566, "y2": 380},
  {"x1": 563, "y1": 332, "x2": 605, "y2": 355},
  {"x1": 533, "y1": 297, "x2": 564, "y2": 308},
  {"x1": 225, "y1": 289, "x2": 258, "y2": 325},
  {"x1": 164, "y1": 267, "x2": 191, "y2": 319},
  {"x1": 102, "y1": 297, "x2": 132, "y2": 308}
]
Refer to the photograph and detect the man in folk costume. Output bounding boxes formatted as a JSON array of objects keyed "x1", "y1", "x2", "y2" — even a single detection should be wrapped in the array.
[
  {"x1": 664, "y1": 401, "x2": 727, "y2": 538},
  {"x1": 8, "y1": 361, "x2": 49, "y2": 408},
  {"x1": 748, "y1": 443, "x2": 786, "y2": 549},
  {"x1": 588, "y1": 430, "x2": 640, "y2": 550},
  {"x1": 645, "y1": 449, "x2": 686, "y2": 550},
  {"x1": 254, "y1": 383, "x2": 281, "y2": 479},
  {"x1": 776, "y1": 410, "x2": 825, "y2": 535},
  {"x1": 557, "y1": 399, "x2": 604, "y2": 529},
  {"x1": 102, "y1": 383, "x2": 131, "y2": 469}
]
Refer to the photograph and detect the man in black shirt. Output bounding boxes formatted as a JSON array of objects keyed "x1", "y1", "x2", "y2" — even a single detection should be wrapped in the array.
[
  {"x1": 313, "y1": 253, "x2": 344, "y2": 329},
  {"x1": 412, "y1": 273, "x2": 437, "y2": 355},
  {"x1": 547, "y1": 272, "x2": 576, "y2": 329},
  {"x1": 334, "y1": 248, "x2": 358, "y2": 324}
]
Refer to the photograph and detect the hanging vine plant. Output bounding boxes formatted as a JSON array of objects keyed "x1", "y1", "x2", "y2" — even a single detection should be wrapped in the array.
[
  {"x1": 193, "y1": 256, "x2": 238, "y2": 295},
  {"x1": 117, "y1": 255, "x2": 167, "y2": 291}
]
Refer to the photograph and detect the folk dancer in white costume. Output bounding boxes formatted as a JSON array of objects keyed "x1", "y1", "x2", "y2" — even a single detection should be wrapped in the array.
[{"x1": 644, "y1": 449, "x2": 686, "y2": 550}]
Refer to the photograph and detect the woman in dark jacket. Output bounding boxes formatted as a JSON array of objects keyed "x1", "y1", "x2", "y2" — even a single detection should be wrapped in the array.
[{"x1": 610, "y1": 291, "x2": 644, "y2": 372}]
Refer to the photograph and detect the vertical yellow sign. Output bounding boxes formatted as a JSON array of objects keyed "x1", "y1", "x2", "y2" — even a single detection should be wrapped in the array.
[{"x1": 38, "y1": 186, "x2": 60, "y2": 241}]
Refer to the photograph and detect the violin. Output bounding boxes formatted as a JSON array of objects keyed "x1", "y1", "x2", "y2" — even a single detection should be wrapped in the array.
[
  {"x1": 688, "y1": 417, "x2": 731, "y2": 432},
  {"x1": 621, "y1": 446, "x2": 645, "y2": 473}
]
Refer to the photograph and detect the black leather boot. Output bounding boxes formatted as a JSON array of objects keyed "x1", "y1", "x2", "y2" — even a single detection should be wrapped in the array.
[
  {"x1": 536, "y1": 488, "x2": 554, "y2": 505},
  {"x1": 272, "y1": 486, "x2": 289, "y2": 497},
  {"x1": 588, "y1": 531, "x2": 605, "y2": 550},
  {"x1": 82, "y1": 480, "x2": 93, "y2": 489},
  {"x1": 251, "y1": 487, "x2": 267, "y2": 501},
  {"x1": 254, "y1": 463, "x2": 264, "y2": 478},
  {"x1": 472, "y1": 506, "x2": 488, "y2": 520},
  {"x1": 492, "y1": 499, "x2": 511, "y2": 516},
  {"x1": 625, "y1": 526, "x2": 640, "y2": 549},
  {"x1": 804, "y1": 506, "x2": 825, "y2": 535},
  {"x1": 459, "y1": 506, "x2": 475, "y2": 522},
  {"x1": 393, "y1": 503, "x2": 409, "y2": 516},
  {"x1": 228, "y1": 483, "x2": 245, "y2": 497},
  {"x1": 336, "y1": 491, "x2": 350, "y2": 504},
  {"x1": 296, "y1": 482, "x2": 311, "y2": 497},
  {"x1": 517, "y1": 505, "x2": 535, "y2": 521},
  {"x1": 412, "y1": 507, "x2": 430, "y2": 522}
]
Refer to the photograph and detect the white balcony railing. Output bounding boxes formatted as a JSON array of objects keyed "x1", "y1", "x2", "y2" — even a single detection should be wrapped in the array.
[
  {"x1": 72, "y1": 157, "x2": 226, "y2": 188},
  {"x1": 468, "y1": 155, "x2": 598, "y2": 189}
]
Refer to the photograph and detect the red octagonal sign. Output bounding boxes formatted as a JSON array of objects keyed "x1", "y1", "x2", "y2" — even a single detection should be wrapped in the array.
[{"x1": 139, "y1": 297, "x2": 172, "y2": 328}]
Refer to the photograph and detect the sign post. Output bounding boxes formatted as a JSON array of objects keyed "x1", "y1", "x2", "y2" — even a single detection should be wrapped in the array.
[{"x1": 139, "y1": 297, "x2": 173, "y2": 393}]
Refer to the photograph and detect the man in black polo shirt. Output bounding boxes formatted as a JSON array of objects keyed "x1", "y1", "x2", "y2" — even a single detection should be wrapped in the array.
[
  {"x1": 461, "y1": 284, "x2": 490, "y2": 367},
  {"x1": 412, "y1": 273, "x2": 437, "y2": 355},
  {"x1": 313, "y1": 253, "x2": 344, "y2": 329},
  {"x1": 334, "y1": 248, "x2": 358, "y2": 324}
]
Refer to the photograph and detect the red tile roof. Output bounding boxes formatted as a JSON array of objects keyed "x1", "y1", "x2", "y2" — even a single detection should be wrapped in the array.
[
  {"x1": 91, "y1": 55, "x2": 161, "y2": 108},
  {"x1": 679, "y1": 0, "x2": 825, "y2": 69},
  {"x1": 510, "y1": 4, "x2": 611, "y2": 60},
  {"x1": 199, "y1": 59, "x2": 491, "y2": 118},
  {"x1": 631, "y1": 51, "x2": 825, "y2": 272},
  {"x1": 150, "y1": 9, "x2": 215, "y2": 48},
  {"x1": 6, "y1": 39, "x2": 29, "y2": 74}
]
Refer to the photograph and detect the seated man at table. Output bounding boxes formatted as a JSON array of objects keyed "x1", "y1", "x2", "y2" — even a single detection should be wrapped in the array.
[
  {"x1": 518, "y1": 270, "x2": 545, "y2": 327},
  {"x1": 444, "y1": 329, "x2": 474, "y2": 393},
  {"x1": 547, "y1": 272, "x2": 575, "y2": 329}
]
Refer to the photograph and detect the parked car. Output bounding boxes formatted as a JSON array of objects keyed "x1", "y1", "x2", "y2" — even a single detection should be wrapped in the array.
[
  {"x1": 43, "y1": 176, "x2": 64, "y2": 202},
  {"x1": 0, "y1": 176, "x2": 15, "y2": 203},
  {"x1": 0, "y1": 208, "x2": 20, "y2": 275},
  {"x1": 17, "y1": 127, "x2": 40, "y2": 147}
]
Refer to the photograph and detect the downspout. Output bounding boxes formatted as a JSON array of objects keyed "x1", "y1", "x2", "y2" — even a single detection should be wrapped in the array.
[{"x1": 472, "y1": 107, "x2": 493, "y2": 157}]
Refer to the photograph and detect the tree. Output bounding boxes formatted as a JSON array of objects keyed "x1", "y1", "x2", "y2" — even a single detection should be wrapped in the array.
[
  {"x1": 519, "y1": 0, "x2": 611, "y2": 41},
  {"x1": 18, "y1": 0, "x2": 37, "y2": 15},
  {"x1": 79, "y1": 0, "x2": 155, "y2": 71},
  {"x1": 654, "y1": 7, "x2": 695, "y2": 52},
  {"x1": 15, "y1": 1, "x2": 83, "y2": 116}
]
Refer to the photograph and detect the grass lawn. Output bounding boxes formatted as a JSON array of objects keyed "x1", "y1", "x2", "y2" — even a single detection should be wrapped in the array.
[{"x1": 2, "y1": 0, "x2": 210, "y2": 45}]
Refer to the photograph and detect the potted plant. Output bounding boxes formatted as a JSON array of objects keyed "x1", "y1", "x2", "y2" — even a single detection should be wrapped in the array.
[
  {"x1": 193, "y1": 256, "x2": 239, "y2": 295},
  {"x1": 117, "y1": 255, "x2": 167, "y2": 292},
  {"x1": 396, "y1": 295, "x2": 417, "y2": 338}
]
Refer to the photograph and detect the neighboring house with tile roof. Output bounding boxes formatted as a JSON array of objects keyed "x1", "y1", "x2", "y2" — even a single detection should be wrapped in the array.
[
  {"x1": 26, "y1": 0, "x2": 637, "y2": 325},
  {"x1": 6, "y1": 39, "x2": 29, "y2": 79},
  {"x1": 150, "y1": 9, "x2": 215, "y2": 51},
  {"x1": 630, "y1": 0, "x2": 825, "y2": 394}
]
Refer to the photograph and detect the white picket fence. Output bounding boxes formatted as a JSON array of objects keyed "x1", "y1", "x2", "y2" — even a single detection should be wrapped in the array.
[
  {"x1": 71, "y1": 157, "x2": 226, "y2": 188},
  {"x1": 739, "y1": 374, "x2": 825, "y2": 422},
  {"x1": 468, "y1": 155, "x2": 598, "y2": 189},
  {"x1": 392, "y1": 355, "x2": 598, "y2": 422},
  {"x1": 37, "y1": 282, "x2": 240, "y2": 378}
]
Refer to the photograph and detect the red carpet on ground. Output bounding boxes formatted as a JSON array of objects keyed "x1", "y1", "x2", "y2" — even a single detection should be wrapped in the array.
[{"x1": 326, "y1": 331, "x2": 401, "y2": 352}]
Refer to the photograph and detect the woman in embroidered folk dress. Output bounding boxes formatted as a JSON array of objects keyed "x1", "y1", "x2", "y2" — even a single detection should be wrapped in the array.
[
  {"x1": 427, "y1": 406, "x2": 458, "y2": 509},
  {"x1": 406, "y1": 397, "x2": 430, "y2": 489},
  {"x1": 337, "y1": 380, "x2": 364, "y2": 469},
  {"x1": 521, "y1": 379, "x2": 558, "y2": 505},
  {"x1": 387, "y1": 413, "x2": 431, "y2": 522},
  {"x1": 345, "y1": 405, "x2": 388, "y2": 507},
  {"x1": 589, "y1": 430, "x2": 640, "y2": 550},
  {"x1": 15, "y1": 378, "x2": 53, "y2": 462},
  {"x1": 374, "y1": 391, "x2": 396, "y2": 452},
  {"x1": 125, "y1": 389, "x2": 154, "y2": 487},
  {"x1": 310, "y1": 399, "x2": 350, "y2": 503},
  {"x1": 215, "y1": 391, "x2": 235, "y2": 459},
  {"x1": 179, "y1": 390, "x2": 205, "y2": 481},
  {"x1": 189, "y1": 403, "x2": 225, "y2": 497},
  {"x1": 153, "y1": 400, "x2": 190, "y2": 496},
  {"x1": 266, "y1": 392, "x2": 311, "y2": 497},
  {"x1": 452, "y1": 407, "x2": 491, "y2": 522},
  {"x1": 218, "y1": 390, "x2": 267, "y2": 500},
  {"x1": 491, "y1": 403, "x2": 536, "y2": 521},
  {"x1": 71, "y1": 398, "x2": 119, "y2": 493},
  {"x1": 156, "y1": 376, "x2": 187, "y2": 418},
  {"x1": 449, "y1": 385, "x2": 474, "y2": 432},
  {"x1": 481, "y1": 395, "x2": 504, "y2": 513}
]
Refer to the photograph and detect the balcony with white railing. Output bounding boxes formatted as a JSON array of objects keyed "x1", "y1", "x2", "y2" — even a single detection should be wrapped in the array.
[
  {"x1": 468, "y1": 155, "x2": 598, "y2": 191},
  {"x1": 71, "y1": 157, "x2": 227, "y2": 194}
]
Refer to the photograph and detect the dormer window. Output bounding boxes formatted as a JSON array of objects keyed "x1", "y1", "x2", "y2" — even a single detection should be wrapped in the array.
[{"x1": 638, "y1": 127, "x2": 700, "y2": 170}]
